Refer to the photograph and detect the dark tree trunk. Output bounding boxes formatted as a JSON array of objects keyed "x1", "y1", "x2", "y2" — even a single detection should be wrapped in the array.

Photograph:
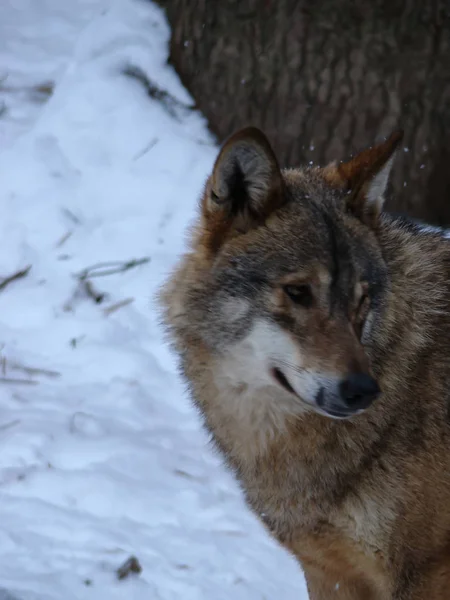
[{"x1": 156, "y1": 0, "x2": 450, "y2": 226}]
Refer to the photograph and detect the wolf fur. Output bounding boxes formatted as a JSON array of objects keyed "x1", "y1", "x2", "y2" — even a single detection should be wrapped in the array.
[{"x1": 159, "y1": 126, "x2": 450, "y2": 599}]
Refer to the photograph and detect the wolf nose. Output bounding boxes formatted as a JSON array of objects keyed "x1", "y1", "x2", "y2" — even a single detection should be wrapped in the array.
[{"x1": 339, "y1": 373, "x2": 380, "y2": 410}]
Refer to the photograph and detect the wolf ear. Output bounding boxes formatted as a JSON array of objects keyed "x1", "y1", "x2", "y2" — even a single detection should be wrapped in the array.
[
  {"x1": 323, "y1": 130, "x2": 403, "y2": 227},
  {"x1": 202, "y1": 127, "x2": 283, "y2": 250}
]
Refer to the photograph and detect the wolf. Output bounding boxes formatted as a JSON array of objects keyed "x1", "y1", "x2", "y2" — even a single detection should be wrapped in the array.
[{"x1": 159, "y1": 126, "x2": 450, "y2": 599}]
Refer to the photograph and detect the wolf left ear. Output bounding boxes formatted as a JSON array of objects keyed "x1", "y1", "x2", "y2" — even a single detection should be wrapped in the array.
[
  {"x1": 323, "y1": 130, "x2": 403, "y2": 227},
  {"x1": 201, "y1": 127, "x2": 283, "y2": 251}
]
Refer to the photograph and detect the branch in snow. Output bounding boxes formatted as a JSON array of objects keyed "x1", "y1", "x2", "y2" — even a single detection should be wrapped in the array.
[
  {"x1": 116, "y1": 556, "x2": 142, "y2": 580},
  {"x1": 8, "y1": 360, "x2": 60, "y2": 379},
  {"x1": 103, "y1": 297, "x2": 134, "y2": 316},
  {"x1": 123, "y1": 65, "x2": 195, "y2": 120},
  {"x1": 0, "y1": 265, "x2": 31, "y2": 292},
  {"x1": 69, "y1": 336, "x2": 85, "y2": 349},
  {"x1": 82, "y1": 279, "x2": 108, "y2": 305},
  {"x1": 55, "y1": 230, "x2": 73, "y2": 248},
  {"x1": 31, "y1": 81, "x2": 54, "y2": 103},
  {"x1": 63, "y1": 278, "x2": 108, "y2": 311},
  {"x1": 0, "y1": 377, "x2": 38, "y2": 386},
  {"x1": 0, "y1": 355, "x2": 60, "y2": 383},
  {"x1": 77, "y1": 257, "x2": 150, "y2": 280},
  {"x1": 61, "y1": 207, "x2": 81, "y2": 225},
  {"x1": 0, "y1": 76, "x2": 54, "y2": 104},
  {"x1": 0, "y1": 420, "x2": 20, "y2": 432},
  {"x1": 133, "y1": 137, "x2": 159, "y2": 161},
  {"x1": 65, "y1": 257, "x2": 148, "y2": 311}
]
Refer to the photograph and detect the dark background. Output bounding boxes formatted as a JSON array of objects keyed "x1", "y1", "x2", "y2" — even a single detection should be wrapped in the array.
[{"x1": 157, "y1": 0, "x2": 450, "y2": 226}]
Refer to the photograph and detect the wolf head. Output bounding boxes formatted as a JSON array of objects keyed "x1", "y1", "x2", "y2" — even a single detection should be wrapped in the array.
[{"x1": 163, "y1": 127, "x2": 402, "y2": 420}]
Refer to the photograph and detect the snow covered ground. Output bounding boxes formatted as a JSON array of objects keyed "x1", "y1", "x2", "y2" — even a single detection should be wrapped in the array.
[{"x1": 0, "y1": 1, "x2": 307, "y2": 598}]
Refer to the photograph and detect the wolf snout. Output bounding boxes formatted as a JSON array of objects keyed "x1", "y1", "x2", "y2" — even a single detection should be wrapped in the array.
[
  {"x1": 339, "y1": 373, "x2": 380, "y2": 410},
  {"x1": 316, "y1": 373, "x2": 381, "y2": 418}
]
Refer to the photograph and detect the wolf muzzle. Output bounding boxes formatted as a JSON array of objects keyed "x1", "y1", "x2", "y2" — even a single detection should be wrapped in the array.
[{"x1": 316, "y1": 373, "x2": 380, "y2": 418}]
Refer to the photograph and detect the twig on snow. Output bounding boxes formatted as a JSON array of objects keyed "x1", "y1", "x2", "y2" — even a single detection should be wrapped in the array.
[
  {"x1": 123, "y1": 65, "x2": 195, "y2": 119},
  {"x1": 61, "y1": 207, "x2": 81, "y2": 225},
  {"x1": 103, "y1": 297, "x2": 134, "y2": 316},
  {"x1": 0, "y1": 265, "x2": 31, "y2": 292},
  {"x1": 0, "y1": 354, "x2": 60, "y2": 382},
  {"x1": 65, "y1": 257, "x2": 149, "y2": 310},
  {"x1": 77, "y1": 257, "x2": 150, "y2": 280},
  {"x1": 8, "y1": 361, "x2": 60, "y2": 379},
  {"x1": 83, "y1": 279, "x2": 108, "y2": 304},
  {"x1": 116, "y1": 556, "x2": 142, "y2": 580},
  {"x1": 32, "y1": 81, "x2": 54, "y2": 99},
  {"x1": 0, "y1": 419, "x2": 20, "y2": 432},
  {"x1": 70, "y1": 336, "x2": 86, "y2": 349},
  {"x1": 133, "y1": 137, "x2": 159, "y2": 161},
  {"x1": 63, "y1": 278, "x2": 108, "y2": 311},
  {"x1": 0, "y1": 377, "x2": 38, "y2": 385},
  {"x1": 55, "y1": 230, "x2": 73, "y2": 248}
]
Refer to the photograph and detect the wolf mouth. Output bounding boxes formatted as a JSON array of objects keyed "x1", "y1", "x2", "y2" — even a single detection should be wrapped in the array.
[
  {"x1": 319, "y1": 407, "x2": 355, "y2": 419},
  {"x1": 271, "y1": 368, "x2": 363, "y2": 420},
  {"x1": 271, "y1": 367, "x2": 297, "y2": 396}
]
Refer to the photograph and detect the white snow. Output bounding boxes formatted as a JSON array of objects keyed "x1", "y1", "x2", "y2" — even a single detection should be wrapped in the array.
[{"x1": 0, "y1": 1, "x2": 307, "y2": 598}]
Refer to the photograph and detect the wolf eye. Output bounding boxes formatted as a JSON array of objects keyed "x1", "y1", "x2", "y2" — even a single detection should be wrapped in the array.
[
  {"x1": 358, "y1": 293, "x2": 370, "y2": 312},
  {"x1": 211, "y1": 189, "x2": 220, "y2": 203},
  {"x1": 355, "y1": 291, "x2": 370, "y2": 338},
  {"x1": 283, "y1": 284, "x2": 313, "y2": 308}
]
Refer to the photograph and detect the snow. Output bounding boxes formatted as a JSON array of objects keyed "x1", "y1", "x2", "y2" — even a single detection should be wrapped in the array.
[{"x1": 0, "y1": 1, "x2": 307, "y2": 598}]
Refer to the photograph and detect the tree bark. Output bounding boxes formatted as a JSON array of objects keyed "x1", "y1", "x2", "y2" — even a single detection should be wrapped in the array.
[{"x1": 157, "y1": 0, "x2": 450, "y2": 226}]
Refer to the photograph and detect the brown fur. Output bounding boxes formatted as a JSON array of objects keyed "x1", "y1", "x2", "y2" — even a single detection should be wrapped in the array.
[{"x1": 159, "y1": 126, "x2": 450, "y2": 599}]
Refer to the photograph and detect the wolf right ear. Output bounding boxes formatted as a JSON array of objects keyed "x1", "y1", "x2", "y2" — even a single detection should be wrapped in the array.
[
  {"x1": 201, "y1": 127, "x2": 284, "y2": 251},
  {"x1": 322, "y1": 130, "x2": 403, "y2": 228}
]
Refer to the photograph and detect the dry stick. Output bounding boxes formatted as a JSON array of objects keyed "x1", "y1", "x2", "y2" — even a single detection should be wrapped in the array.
[
  {"x1": 9, "y1": 362, "x2": 60, "y2": 379},
  {"x1": 61, "y1": 207, "x2": 81, "y2": 225},
  {"x1": 0, "y1": 80, "x2": 54, "y2": 96},
  {"x1": 123, "y1": 65, "x2": 195, "y2": 119},
  {"x1": 33, "y1": 81, "x2": 54, "y2": 96},
  {"x1": 77, "y1": 257, "x2": 150, "y2": 280},
  {"x1": 0, "y1": 377, "x2": 38, "y2": 385},
  {"x1": 116, "y1": 556, "x2": 142, "y2": 580},
  {"x1": 0, "y1": 419, "x2": 20, "y2": 432},
  {"x1": 63, "y1": 279, "x2": 105, "y2": 311},
  {"x1": 55, "y1": 230, "x2": 73, "y2": 248},
  {"x1": 71, "y1": 257, "x2": 149, "y2": 308},
  {"x1": 0, "y1": 356, "x2": 60, "y2": 379},
  {"x1": 82, "y1": 279, "x2": 107, "y2": 304},
  {"x1": 0, "y1": 265, "x2": 31, "y2": 292},
  {"x1": 133, "y1": 137, "x2": 158, "y2": 161},
  {"x1": 103, "y1": 297, "x2": 134, "y2": 316}
]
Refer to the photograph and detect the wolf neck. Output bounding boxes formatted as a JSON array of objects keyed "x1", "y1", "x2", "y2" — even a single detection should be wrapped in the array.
[{"x1": 373, "y1": 217, "x2": 449, "y2": 376}]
